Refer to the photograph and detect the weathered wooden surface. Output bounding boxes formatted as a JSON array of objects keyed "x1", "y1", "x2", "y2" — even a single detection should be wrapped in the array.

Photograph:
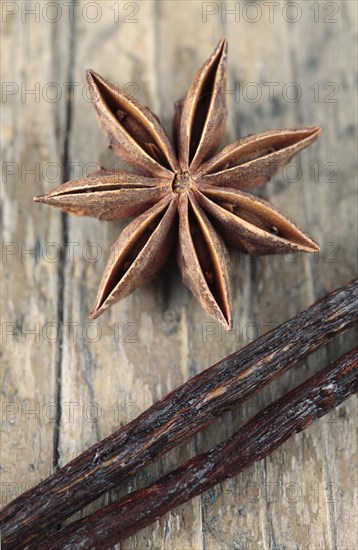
[{"x1": 1, "y1": 1, "x2": 357, "y2": 549}]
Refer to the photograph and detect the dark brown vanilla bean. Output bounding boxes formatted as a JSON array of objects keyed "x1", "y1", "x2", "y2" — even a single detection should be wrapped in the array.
[
  {"x1": 34, "y1": 348, "x2": 358, "y2": 549},
  {"x1": 1, "y1": 280, "x2": 357, "y2": 548}
]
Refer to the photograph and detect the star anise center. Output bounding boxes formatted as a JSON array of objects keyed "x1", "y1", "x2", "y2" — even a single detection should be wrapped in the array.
[{"x1": 172, "y1": 171, "x2": 195, "y2": 194}]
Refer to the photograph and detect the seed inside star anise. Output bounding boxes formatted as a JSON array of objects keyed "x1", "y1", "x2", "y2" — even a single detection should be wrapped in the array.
[{"x1": 34, "y1": 39, "x2": 321, "y2": 329}]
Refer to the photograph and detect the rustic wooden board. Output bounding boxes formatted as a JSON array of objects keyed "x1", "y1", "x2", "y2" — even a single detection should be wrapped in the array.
[{"x1": 1, "y1": 1, "x2": 357, "y2": 548}]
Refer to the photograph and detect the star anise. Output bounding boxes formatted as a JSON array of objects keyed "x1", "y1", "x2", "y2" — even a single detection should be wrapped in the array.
[{"x1": 34, "y1": 39, "x2": 321, "y2": 329}]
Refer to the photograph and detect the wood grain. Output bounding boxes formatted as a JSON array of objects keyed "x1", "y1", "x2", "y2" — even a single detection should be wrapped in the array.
[{"x1": 1, "y1": 1, "x2": 357, "y2": 549}]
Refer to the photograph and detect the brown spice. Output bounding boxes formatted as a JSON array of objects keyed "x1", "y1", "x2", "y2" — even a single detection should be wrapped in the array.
[
  {"x1": 1, "y1": 279, "x2": 356, "y2": 548},
  {"x1": 34, "y1": 39, "x2": 321, "y2": 328},
  {"x1": 35, "y1": 348, "x2": 358, "y2": 549}
]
